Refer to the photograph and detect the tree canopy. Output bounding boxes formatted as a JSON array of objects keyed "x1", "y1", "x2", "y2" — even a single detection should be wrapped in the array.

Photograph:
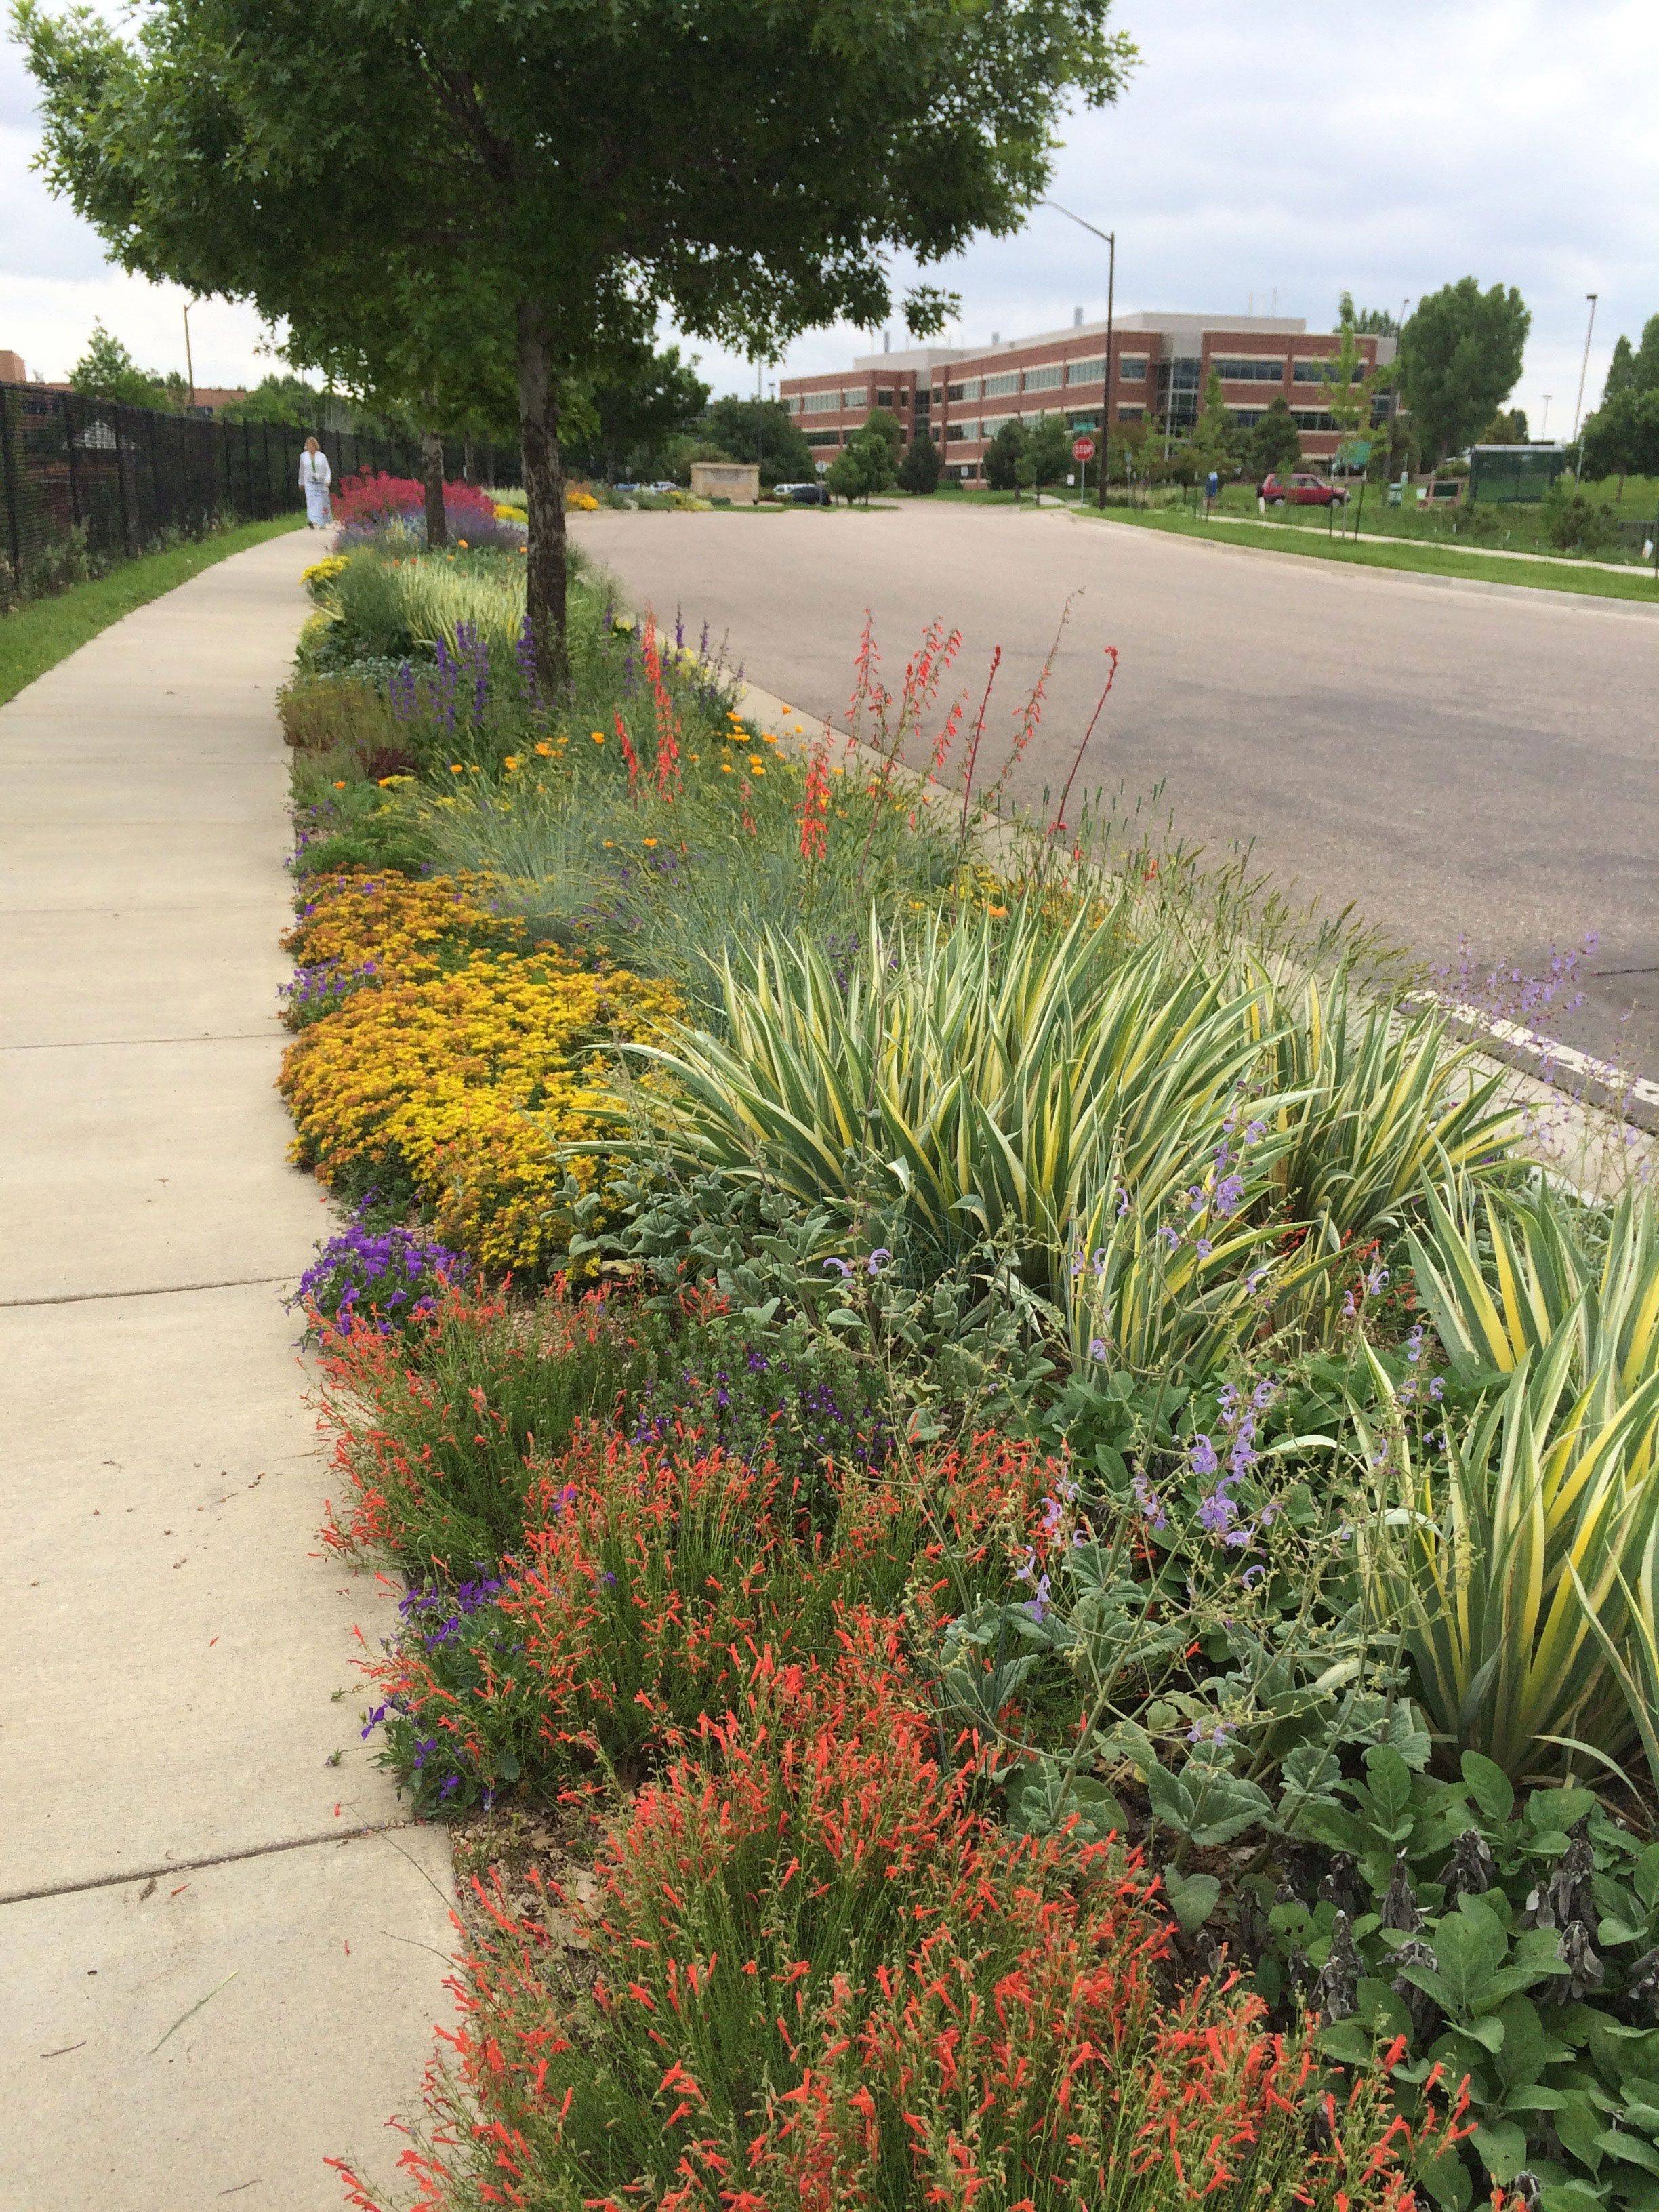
[
  {"x1": 1338, "y1": 291, "x2": 1401, "y2": 336},
  {"x1": 983, "y1": 417, "x2": 1029, "y2": 492},
  {"x1": 67, "y1": 322, "x2": 185, "y2": 410},
  {"x1": 897, "y1": 432, "x2": 941, "y2": 493},
  {"x1": 1397, "y1": 278, "x2": 1530, "y2": 464},
  {"x1": 563, "y1": 348, "x2": 712, "y2": 481},
  {"x1": 21, "y1": 0, "x2": 1134, "y2": 682},
  {"x1": 700, "y1": 395, "x2": 814, "y2": 487}
]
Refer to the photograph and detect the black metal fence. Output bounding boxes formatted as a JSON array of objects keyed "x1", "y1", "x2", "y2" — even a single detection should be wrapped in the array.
[{"x1": 0, "y1": 380, "x2": 456, "y2": 609}]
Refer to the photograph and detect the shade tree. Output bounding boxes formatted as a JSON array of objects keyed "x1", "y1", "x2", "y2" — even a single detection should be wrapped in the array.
[
  {"x1": 21, "y1": 0, "x2": 1134, "y2": 686},
  {"x1": 1397, "y1": 278, "x2": 1530, "y2": 464}
]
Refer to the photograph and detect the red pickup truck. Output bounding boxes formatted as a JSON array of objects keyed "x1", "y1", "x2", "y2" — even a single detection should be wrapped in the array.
[{"x1": 1261, "y1": 472, "x2": 1349, "y2": 508}]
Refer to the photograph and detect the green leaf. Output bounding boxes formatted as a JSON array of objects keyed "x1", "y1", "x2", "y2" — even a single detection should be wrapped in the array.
[
  {"x1": 1418, "y1": 2143, "x2": 1475, "y2": 2210},
  {"x1": 1364, "y1": 1744, "x2": 1416, "y2": 1841},
  {"x1": 1163, "y1": 1869, "x2": 1220, "y2": 1933},
  {"x1": 1470, "y1": 2118, "x2": 1530, "y2": 2186},
  {"x1": 1597, "y1": 2134, "x2": 1659, "y2": 2181},
  {"x1": 1319, "y1": 2018, "x2": 1383, "y2": 2066},
  {"x1": 1494, "y1": 1995, "x2": 1548, "y2": 2091},
  {"x1": 1186, "y1": 1771, "x2": 1274, "y2": 1848},
  {"x1": 1462, "y1": 1750, "x2": 1516, "y2": 1826}
]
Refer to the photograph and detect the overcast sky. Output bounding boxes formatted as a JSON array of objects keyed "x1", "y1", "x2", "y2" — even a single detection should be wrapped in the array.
[{"x1": 4, "y1": 0, "x2": 1656, "y2": 438}]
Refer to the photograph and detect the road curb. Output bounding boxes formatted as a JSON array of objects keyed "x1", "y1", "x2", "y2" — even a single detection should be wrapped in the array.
[{"x1": 1062, "y1": 508, "x2": 1659, "y2": 619}]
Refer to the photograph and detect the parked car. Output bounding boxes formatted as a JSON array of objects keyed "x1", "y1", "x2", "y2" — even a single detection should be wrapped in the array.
[
  {"x1": 647, "y1": 480, "x2": 678, "y2": 495},
  {"x1": 773, "y1": 480, "x2": 830, "y2": 505},
  {"x1": 614, "y1": 480, "x2": 640, "y2": 493},
  {"x1": 1261, "y1": 472, "x2": 1348, "y2": 507}
]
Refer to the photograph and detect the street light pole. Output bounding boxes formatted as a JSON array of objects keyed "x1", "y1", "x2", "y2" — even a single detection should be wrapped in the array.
[
  {"x1": 1572, "y1": 293, "x2": 1597, "y2": 474},
  {"x1": 1040, "y1": 200, "x2": 1114, "y2": 508},
  {"x1": 182, "y1": 299, "x2": 197, "y2": 413}
]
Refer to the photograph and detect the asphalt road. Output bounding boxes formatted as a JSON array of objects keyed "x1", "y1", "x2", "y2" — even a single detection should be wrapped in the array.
[{"x1": 571, "y1": 501, "x2": 1659, "y2": 1080}]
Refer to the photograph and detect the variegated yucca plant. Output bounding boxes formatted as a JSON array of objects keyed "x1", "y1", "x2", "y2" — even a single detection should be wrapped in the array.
[
  {"x1": 613, "y1": 902, "x2": 1282, "y2": 1303},
  {"x1": 1354, "y1": 1324, "x2": 1659, "y2": 1779},
  {"x1": 1255, "y1": 966, "x2": 1521, "y2": 1242},
  {"x1": 1411, "y1": 1179, "x2": 1659, "y2": 1403}
]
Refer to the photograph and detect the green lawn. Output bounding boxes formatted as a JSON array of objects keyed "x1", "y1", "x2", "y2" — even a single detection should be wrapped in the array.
[
  {"x1": 0, "y1": 513, "x2": 305, "y2": 708},
  {"x1": 1197, "y1": 475, "x2": 1659, "y2": 563},
  {"x1": 1069, "y1": 501, "x2": 1659, "y2": 605}
]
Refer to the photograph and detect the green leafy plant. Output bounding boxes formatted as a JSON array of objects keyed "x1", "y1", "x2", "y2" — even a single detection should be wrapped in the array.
[{"x1": 1265, "y1": 1744, "x2": 1659, "y2": 2212}]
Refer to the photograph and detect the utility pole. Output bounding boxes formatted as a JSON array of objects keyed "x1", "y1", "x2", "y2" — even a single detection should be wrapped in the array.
[
  {"x1": 182, "y1": 299, "x2": 197, "y2": 413},
  {"x1": 1041, "y1": 200, "x2": 1114, "y2": 508},
  {"x1": 754, "y1": 356, "x2": 764, "y2": 485},
  {"x1": 1572, "y1": 293, "x2": 1597, "y2": 476}
]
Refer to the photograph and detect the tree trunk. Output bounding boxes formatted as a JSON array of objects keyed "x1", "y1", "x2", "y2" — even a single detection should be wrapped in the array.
[
  {"x1": 462, "y1": 434, "x2": 476, "y2": 484},
  {"x1": 421, "y1": 430, "x2": 447, "y2": 548},
  {"x1": 516, "y1": 300, "x2": 569, "y2": 693}
]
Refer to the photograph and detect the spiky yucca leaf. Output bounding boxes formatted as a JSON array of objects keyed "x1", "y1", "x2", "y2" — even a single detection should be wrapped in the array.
[
  {"x1": 1412, "y1": 1180, "x2": 1659, "y2": 1393},
  {"x1": 1258, "y1": 968, "x2": 1519, "y2": 1240},
  {"x1": 610, "y1": 903, "x2": 1281, "y2": 1300},
  {"x1": 1355, "y1": 1332, "x2": 1659, "y2": 1777}
]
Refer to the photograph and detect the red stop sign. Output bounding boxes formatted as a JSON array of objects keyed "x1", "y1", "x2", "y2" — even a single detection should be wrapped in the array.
[{"x1": 1071, "y1": 436, "x2": 1097, "y2": 462}]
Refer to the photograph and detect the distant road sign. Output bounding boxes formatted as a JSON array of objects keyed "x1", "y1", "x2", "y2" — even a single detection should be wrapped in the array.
[{"x1": 1071, "y1": 436, "x2": 1097, "y2": 462}]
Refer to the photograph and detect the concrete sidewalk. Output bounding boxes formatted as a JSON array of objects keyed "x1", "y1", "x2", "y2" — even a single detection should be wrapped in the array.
[{"x1": 0, "y1": 529, "x2": 453, "y2": 2211}]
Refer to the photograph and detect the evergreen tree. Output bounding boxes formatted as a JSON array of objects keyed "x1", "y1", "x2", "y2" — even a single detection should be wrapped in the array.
[
  {"x1": 983, "y1": 417, "x2": 1028, "y2": 491},
  {"x1": 1631, "y1": 314, "x2": 1659, "y2": 395},
  {"x1": 1603, "y1": 334, "x2": 1636, "y2": 405},
  {"x1": 1248, "y1": 395, "x2": 1301, "y2": 478},
  {"x1": 897, "y1": 432, "x2": 941, "y2": 493}
]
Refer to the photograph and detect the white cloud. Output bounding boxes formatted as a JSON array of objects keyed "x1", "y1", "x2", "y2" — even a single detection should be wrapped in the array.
[{"x1": 4, "y1": 0, "x2": 1656, "y2": 432}]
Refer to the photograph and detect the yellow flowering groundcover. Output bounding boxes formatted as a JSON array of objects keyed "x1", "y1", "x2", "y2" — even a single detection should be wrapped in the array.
[
  {"x1": 280, "y1": 948, "x2": 679, "y2": 1274},
  {"x1": 283, "y1": 867, "x2": 518, "y2": 987}
]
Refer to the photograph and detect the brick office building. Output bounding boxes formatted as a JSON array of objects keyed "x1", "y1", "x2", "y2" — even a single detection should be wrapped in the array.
[{"x1": 780, "y1": 312, "x2": 1395, "y2": 480}]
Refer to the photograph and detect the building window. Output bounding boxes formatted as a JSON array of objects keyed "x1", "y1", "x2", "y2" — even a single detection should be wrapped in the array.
[
  {"x1": 958, "y1": 377, "x2": 981, "y2": 401},
  {"x1": 1066, "y1": 356, "x2": 1105, "y2": 384},
  {"x1": 1371, "y1": 394, "x2": 1391, "y2": 426},
  {"x1": 1292, "y1": 409, "x2": 1336, "y2": 432},
  {"x1": 982, "y1": 370, "x2": 1020, "y2": 398},
  {"x1": 1023, "y1": 363, "x2": 1063, "y2": 392},
  {"x1": 1213, "y1": 357, "x2": 1286, "y2": 382},
  {"x1": 844, "y1": 388, "x2": 867, "y2": 408},
  {"x1": 875, "y1": 387, "x2": 893, "y2": 406},
  {"x1": 1292, "y1": 358, "x2": 1361, "y2": 382},
  {"x1": 804, "y1": 430, "x2": 842, "y2": 448},
  {"x1": 1231, "y1": 409, "x2": 1266, "y2": 428},
  {"x1": 1119, "y1": 355, "x2": 1148, "y2": 380},
  {"x1": 946, "y1": 422, "x2": 970, "y2": 442},
  {"x1": 802, "y1": 389, "x2": 840, "y2": 414},
  {"x1": 1115, "y1": 405, "x2": 1145, "y2": 422}
]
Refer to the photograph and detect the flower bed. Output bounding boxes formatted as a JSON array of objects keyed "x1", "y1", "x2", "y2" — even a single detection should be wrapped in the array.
[{"x1": 281, "y1": 529, "x2": 1659, "y2": 2212}]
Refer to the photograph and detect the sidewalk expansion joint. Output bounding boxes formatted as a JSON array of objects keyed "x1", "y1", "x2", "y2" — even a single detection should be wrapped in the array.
[
  {"x1": 1, "y1": 1274, "x2": 295, "y2": 1311},
  {"x1": 1, "y1": 1032, "x2": 276, "y2": 1053},
  {"x1": 0, "y1": 1818, "x2": 425, "y2": 1908}
]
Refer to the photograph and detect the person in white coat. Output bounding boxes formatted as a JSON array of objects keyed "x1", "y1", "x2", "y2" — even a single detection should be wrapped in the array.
[{"x1": 299, "y1": 436, "x2": 333, "y2": 528}]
